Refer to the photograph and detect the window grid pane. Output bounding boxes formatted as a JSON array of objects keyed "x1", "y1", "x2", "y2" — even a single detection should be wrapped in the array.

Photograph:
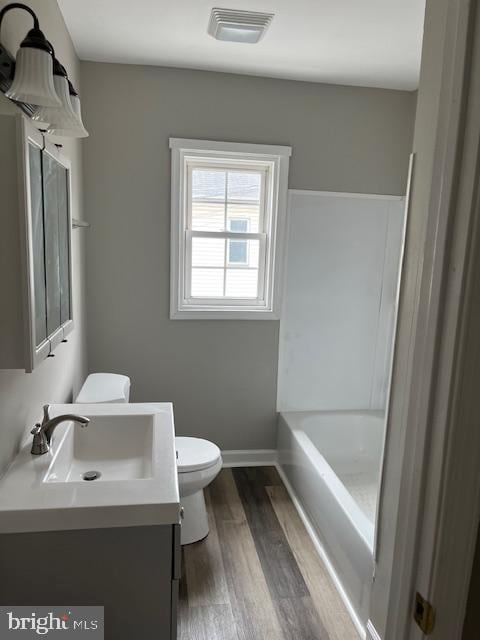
[
  {"x1": 191, "y1": 169, "x2": 226, "y2": 201},
  {"x1": 228, "y1": 239, "x2": 248, "y2": 264},
  {"x1": 191, "y1": 237, "x2": 225, "y2": 267},
  {"x1": 191, "y1": 268, "x2": 224, "y2": 298},
  {"x1": 190, "y1": 168, "x2": 264, "y2": 233},
  {"x1": 189, "y1": 235, "x2": 261, "y2": 300},
  {"x1": 188, "y1": 164, "x2": 265, "y2": 301},
  {"x1": 225, "y1": 268, "x2": 259, "y2": 298},
  {"x1": 191, "y1": 201, "x2": 225, "y2": 231},
  {"x1": 229, "y1": 218, "x2": 249, "y2": 232},
  {"x1": 227, "y1": 171, "x2": 261, "y2": 201}
]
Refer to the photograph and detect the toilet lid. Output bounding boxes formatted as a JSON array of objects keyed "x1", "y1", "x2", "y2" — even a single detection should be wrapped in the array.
[{"x1": 176, "y1": 437, "x2": 221, "y2": 473}]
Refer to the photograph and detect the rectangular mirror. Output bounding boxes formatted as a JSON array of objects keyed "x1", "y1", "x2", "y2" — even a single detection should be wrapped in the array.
[{"x1": 0, "y1": 114, "x2": 73, "y2": 372}]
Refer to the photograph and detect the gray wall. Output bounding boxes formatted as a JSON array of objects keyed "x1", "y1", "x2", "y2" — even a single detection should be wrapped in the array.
[
  {"x1": 81, "y1": 62, "x2": 415, "y2": 449},
  {"x1": 0, "y1": 0, "x2": 87, "y2": 474}
]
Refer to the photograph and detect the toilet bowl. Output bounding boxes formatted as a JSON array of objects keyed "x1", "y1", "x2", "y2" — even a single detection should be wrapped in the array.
[
  {"x1": 75, "y1": 373, "x2": 223, "y2": 545},
  {"x1": 176, "y1": 436, "x2": 222, "y2": 545}
]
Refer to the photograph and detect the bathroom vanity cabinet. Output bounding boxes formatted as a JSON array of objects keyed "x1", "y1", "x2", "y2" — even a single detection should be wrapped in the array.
[
  {"x1": 0, "y1": 112, "x2": 73, "y2": 372},
  {"x1": 0, "y1": 403, "x2": 181, "y2": 639},
  {"x1": 0, "y1": 523, "x2": 181, "y2": 640}
]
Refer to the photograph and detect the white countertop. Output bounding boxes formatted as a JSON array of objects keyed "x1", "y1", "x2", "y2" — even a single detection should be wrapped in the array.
[{"x1": 0, "y1": 403, "x2": 180, "y2": 534}]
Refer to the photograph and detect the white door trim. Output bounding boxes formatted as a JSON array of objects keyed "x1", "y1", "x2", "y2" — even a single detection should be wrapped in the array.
[
  {"x1": 378, "y1": 1, "x2": 480, "y2": 638},
  {"x1": 406, "y1": 1, "x2": 480, "y2": 637}
]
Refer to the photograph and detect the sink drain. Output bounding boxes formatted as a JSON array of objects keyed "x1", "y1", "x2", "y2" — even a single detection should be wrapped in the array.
[{"x1": 82, "y1": 470, "x2": 101, "y2": 481}]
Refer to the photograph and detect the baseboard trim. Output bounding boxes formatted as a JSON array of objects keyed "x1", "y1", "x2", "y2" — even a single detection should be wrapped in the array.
[
  {"x1": 275, "y1": 463, "x2": 366, "y2": 640},
  {"x1": 221, "y1": 449, "x2": 278, "y2": 467},
  {"x1": 366, "y1": 620, "x2": 382, "y2": 640}
]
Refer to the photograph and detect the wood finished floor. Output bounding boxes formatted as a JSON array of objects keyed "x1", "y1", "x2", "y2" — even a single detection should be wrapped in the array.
[{"x1": 178, "y1": 467, "x2": 359, "y2": 640}]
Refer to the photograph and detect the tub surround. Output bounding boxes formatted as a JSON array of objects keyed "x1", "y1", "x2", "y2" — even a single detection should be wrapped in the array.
[
  {"x1": 278, "y1": 191, "x2": 405, "y2": 413},
  {"x1": 275, "y1": 187, "x2": 406, "y2": 635}
]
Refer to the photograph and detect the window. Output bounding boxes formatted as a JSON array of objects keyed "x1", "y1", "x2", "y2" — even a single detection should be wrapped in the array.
[{"x1": 170, "y1": 138, "x2": 291, "y2": 319}]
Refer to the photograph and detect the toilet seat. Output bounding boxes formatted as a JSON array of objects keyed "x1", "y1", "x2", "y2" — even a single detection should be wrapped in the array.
[{"x1": 176, "y1": 437, "x2": 221, "y2": 474}]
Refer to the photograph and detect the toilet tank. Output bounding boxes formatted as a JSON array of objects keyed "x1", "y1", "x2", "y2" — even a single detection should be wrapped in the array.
[{"x1": 75, "y1": 373, "x2": 131, "y2": 403}]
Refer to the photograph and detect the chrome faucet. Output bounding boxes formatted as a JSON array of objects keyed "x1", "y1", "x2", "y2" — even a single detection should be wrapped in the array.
[{"x1": 30, "y1": 404, "x2": 90, "y2": 455}]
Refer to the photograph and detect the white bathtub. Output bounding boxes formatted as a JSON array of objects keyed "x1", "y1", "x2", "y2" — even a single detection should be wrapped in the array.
[{"x1": 277, "y1": 410, "x2": 384, "y2": 630}]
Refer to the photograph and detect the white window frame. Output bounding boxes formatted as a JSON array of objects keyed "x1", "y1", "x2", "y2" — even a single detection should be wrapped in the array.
[{"x1": 169, "y1": 138, "x2": 291, "y2": 319}]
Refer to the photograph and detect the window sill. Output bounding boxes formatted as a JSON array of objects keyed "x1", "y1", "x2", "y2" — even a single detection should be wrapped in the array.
[{"x1": 170, "y1": 306, "x2": 280, "y2": 320}]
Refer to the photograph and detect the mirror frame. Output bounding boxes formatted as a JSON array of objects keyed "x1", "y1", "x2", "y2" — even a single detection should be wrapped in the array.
[{"x1": 17, "y1": 116, "x2": 73, "y2": 372}]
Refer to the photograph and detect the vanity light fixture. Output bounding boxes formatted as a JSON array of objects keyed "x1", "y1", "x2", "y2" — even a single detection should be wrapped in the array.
[
  {"x1": 208, "y1": 8, "x2": 274, "y2": 43},
  {"x1": 0, "y1": 3, "x2": 59, "y2": 107},
  {"x1": 0, "y1": 2, "x2": 88, "y2": 137},
  {"x1": 33, "y1": 62, "x2": 89, "y2": 138},
  {"x1": 32, "y1": 60, "x2": 75, "y2": 127}
]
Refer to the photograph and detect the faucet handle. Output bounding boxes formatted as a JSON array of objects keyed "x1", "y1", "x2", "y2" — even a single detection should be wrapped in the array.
[
  {"x1": 30, "y1": 423, "x2": 49, "y2": 455},
  {"x1": 31, "y1": 423, "x2": 42, "y2": 435},
  {"x1": 42, "y1": 404, "x2": 50, "y2": 424}
]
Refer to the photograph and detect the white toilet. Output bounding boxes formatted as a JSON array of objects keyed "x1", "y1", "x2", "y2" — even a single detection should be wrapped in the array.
[
  {"x1": 75, "y1": 373, "x2": 222, "y2": 545},
  {"x1": 175, "y1": 436, "x2": 222, "y2": 544}
]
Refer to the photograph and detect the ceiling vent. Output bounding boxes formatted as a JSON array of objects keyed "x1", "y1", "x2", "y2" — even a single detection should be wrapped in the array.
[{"x1": 208, "y1": 8, "x2": 274, "y2": 44}]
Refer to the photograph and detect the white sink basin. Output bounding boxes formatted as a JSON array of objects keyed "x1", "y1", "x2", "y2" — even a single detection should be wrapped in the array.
[
  {"x1": 0, "y1": 403, "x2": 180, "y2": 534},
  {"x1": 45, "y1": 413, "x2": 154, "y2": 483}
]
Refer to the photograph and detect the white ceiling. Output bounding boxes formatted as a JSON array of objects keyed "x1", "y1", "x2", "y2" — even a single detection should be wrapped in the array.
[{"x1": 57, "y1": 0, "x2": 425, "y2": 90}]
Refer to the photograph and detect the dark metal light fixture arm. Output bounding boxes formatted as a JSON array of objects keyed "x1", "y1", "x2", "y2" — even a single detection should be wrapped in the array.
[{"x1": 0, "y1": 3, "x2": 40, "y2": 34}]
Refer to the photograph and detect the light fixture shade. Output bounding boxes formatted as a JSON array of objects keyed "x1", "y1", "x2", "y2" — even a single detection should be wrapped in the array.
[
  {"x1": 5, "y1": 47, "x2": 60, "y2": 106},
  {"x1": 67, "y1": 94, "x2": 89, "y2": 138},
  {"x1": 32, "y1": 74, "x2": 76, "y2": 128},
  {"x1": 45, "y1": 83, "x2": 89, "y2": 138}
]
